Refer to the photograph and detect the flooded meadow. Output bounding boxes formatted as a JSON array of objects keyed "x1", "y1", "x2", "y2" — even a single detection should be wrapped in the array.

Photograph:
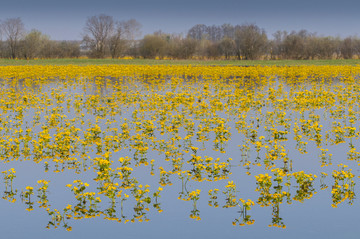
[{"x1": 1, "y1": 65, "x2": 360, "y2": 238}]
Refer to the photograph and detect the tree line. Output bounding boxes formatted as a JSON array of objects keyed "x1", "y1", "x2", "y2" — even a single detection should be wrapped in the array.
[
  {"x1": 0, "y1": 18, "x2": 80, "y2": 59},
  {"x1": 1, "y1": 15, "x2": 360, "y2": 60}
]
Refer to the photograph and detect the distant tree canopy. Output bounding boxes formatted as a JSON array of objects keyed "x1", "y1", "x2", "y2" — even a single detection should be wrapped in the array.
[{"x1": 0, "y1": 16, "x2": 360, "y2": 60}]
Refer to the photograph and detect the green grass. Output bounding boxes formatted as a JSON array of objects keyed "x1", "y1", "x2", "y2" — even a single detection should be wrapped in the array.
[{"x1": 1, "y1": 58, "x2": 360, "y2": 66}]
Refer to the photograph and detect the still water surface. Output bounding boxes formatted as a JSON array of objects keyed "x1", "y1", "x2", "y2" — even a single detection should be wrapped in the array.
[{"x1": 0, "y1": 74, "x2": 359, "y2": 238}]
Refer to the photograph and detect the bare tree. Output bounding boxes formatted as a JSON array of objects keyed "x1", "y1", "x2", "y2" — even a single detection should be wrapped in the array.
[
  {"x1": 121, "y1": 19, "x2": 141, "y2": 42},
  {"x1": 234, "y1": 24, "x2": 268, "y2": 60},
  {"x1": 166, "y1": 34, "x2": 197, "y2": 59},
  {"x1": 109, "y1": 22, "x2": 126, "y2": 58},
  {"x1": 1, "y1": 17, "x2": 25, "y2": 59},
  {"x1": 206, "y1": 41, "x2": 221, "y2": 59},
  {"x1": 180, "y1": 38, "x2": 197, "y2": 59},
  {"x1": 341, "y1": 37, "x2": 355, "y2": 59},
  {"x1": 219, "y1": 37, "x2": 235, "y2": 59},
  {"x1": 83, "y1": 14, "x2": 114, "y2": 58},
  {"x1": 187, "y1": 24, "x2": 208, "y2": 40},
  {"x1": 20, "y1": 29, "x2": 50, "y2": 59},
  {"x1": 270, "y1": 30, "x2": 288, "y2": 59},
  {"x1": 281, "y1": 30, "x2": 313, "y2": 59},
  {"x1": 221, "y1": 23, "x2": 235, "y2": 39},
  {"x1": 109, "y1": 19, "x2": 141, "y2": 58},
  {"x1": 140, "y1": 34, "x2": 167, "y2": 59}
]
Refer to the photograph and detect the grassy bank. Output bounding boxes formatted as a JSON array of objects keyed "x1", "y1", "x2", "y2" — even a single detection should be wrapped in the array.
[{"x1": 1, "y1": 58, "x2": 360, "y2": 66}]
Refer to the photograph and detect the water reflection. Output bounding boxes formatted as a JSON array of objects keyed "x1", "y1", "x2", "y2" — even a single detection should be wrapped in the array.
[{"x1": 0, "y1": 65, "x2": 360, "y2": 231}]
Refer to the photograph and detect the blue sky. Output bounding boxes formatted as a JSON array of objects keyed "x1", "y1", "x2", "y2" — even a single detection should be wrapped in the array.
[{"x1": 1, "y1": 0, "x2": 359, "y2": 40}]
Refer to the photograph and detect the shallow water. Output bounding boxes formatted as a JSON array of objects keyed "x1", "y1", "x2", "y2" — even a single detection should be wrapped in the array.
[{"x1": 1, "y1": 67, "x2": 360, "y2": 238}]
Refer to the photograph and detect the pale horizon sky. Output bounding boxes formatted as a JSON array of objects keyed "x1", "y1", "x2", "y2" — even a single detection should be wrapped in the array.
[{"x1": 1, "y1": 0, "x2": 359, "y2": 40}]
